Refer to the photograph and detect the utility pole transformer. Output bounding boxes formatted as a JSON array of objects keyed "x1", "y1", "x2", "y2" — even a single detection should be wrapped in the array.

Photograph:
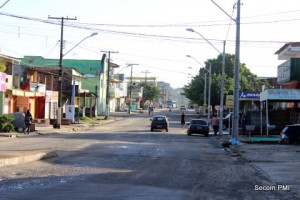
[{"x1": 48, "y1": 16, "x2": 77, "y2": 129}]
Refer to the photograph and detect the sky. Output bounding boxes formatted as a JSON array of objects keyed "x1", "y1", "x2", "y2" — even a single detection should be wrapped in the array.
[{"x1": 0, "y1": 0, "x2": 300, "y2": 88}]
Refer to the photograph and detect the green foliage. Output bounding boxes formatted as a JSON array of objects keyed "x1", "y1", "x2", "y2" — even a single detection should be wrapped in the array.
[
  {"x1": 79, "y1": 116, "x2": 95, "y2": 122},
  {"x1": 0, "y1": 114, "x2": 15, "y2": 132},
  {"x1": 139, "y1": 82, "x2": 160, "y2": 102},
  {"x1": 183, "y1": 53, "x2": 269, "y2": 106}
]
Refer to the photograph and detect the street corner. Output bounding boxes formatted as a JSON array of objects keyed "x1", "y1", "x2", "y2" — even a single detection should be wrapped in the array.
[{"x1": 0, "y1": 151, "x2": 58, "y2": 168}]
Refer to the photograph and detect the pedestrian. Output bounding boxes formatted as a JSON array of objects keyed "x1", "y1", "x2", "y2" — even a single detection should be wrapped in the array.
[
  {"x1": 148, "y1": 107, "x2": 153, "y2": 116},
  {"x1": 242, "y1": 113, "x2": 247, "y2": 136},
  {"x1": 24, "y1": 109, "x2": 32, "y2": 135},
  {"x1": 211, "y1": 115, "x2": 219, "y2": 136},
  {"x1": 181, "y1": 112, "x2": 185, "y2": 128}
]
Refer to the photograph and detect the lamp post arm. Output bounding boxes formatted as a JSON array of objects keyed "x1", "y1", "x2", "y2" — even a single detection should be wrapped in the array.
[
  {"x1": 211, "y1": 0, "x2": 236, "y2": 22},
  {"x1": 63, "y1": 32, "x2": 98, "y2": 57},
  {"x1": 0, "y1": 0, "x2": 10, "y2": 9},
  {"x1": 193, "y1": 31, "x2": 222, "y2": 55}
]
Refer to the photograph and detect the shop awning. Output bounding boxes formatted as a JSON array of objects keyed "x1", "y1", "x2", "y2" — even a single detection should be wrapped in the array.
[
  {"x1": 260, "y1": 89, "x2": 300, "y2": 102},
  {"x1": 6, "y1": 88, "x2": 44, "y2": 97}
]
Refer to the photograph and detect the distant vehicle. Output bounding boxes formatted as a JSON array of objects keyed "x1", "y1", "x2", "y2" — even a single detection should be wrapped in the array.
[
  {"x1": 150, "y1": 115, "x2": 169, "y2": 132},
  {"x1": 180, "y1": 105, "x2": 186, "y2": 110},
  {"x1": 186, "y1": 119, "x2": 209, "y2": 137},
  {"x1": 166, "y1": 100, "x2": 176, "y2": 108},
  {"x1": 280, "y1": 124, "x2": 300, "y2": 144}
]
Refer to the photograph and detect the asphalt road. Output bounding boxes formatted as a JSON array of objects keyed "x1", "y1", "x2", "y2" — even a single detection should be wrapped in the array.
[{"x1": 0, "y1": 109, "x2": 297, "y2": 199}]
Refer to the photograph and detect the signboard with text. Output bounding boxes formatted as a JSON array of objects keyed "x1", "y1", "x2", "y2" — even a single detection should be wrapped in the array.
[
  {"x1": 260, "y1": 89, "x2": 300, "y2": 101},
  {"x1": 239, "y1": 92, "x2": 260, "y2": 100}
]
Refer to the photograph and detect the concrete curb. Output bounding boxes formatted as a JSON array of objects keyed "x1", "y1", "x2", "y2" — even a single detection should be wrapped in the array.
[{"x1": 0, "y1": 151, "x2": 58, "y2": 168}]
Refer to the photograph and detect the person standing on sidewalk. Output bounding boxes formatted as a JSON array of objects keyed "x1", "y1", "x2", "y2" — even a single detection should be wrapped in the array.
[
  {"x1": 210, "y1": 115, "x2": 219, "y2": 136},
  {"x1": 181, "y1": 112, "x2": 185, "y2": 128},
  {"x1": 24, "y1": 109, "x2": 32, "y2": 134}
]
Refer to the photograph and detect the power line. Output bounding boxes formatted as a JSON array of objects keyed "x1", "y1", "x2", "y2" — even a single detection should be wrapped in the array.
[{"x1": 0, "y1": 11, "x2": 297, "y2": 45}]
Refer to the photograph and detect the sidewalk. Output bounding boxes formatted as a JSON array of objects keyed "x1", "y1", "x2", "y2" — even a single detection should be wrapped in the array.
[{"x1": 217, "y1": 133, "x2": 300, "y2": 196}]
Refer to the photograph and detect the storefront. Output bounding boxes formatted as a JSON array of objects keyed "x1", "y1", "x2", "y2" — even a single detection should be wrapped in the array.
[{"x1": 260, "y1": 89, "x2": 300, "y2": 135}]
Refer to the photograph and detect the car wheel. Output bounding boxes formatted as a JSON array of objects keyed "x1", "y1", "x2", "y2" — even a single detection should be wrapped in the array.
[
  {"x1": 17, "y1": 127, "x2": 24, "y2": 133},
  {"x1": 280, "y1": 138, "x2": 290, "y2": 144},
  {"x1": 222, "y1": 124, "x2": 227, "y2": 130}
]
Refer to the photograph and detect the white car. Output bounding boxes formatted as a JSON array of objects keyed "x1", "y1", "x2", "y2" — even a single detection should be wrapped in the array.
[{"x1": 180, "y1": 105, "x2": 187, "y2": 110}]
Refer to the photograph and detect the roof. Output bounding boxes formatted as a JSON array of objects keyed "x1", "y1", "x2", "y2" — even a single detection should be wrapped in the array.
[
  {"x1": 20, "y1": 56, "x2": 103, "y2": 75},
  {"x1": 275, "y1": 42, "x2": 300, "y2": 60}
]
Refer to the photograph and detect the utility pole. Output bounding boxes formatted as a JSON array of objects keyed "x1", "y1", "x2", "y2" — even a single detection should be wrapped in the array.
[
  {"x1": 208, "y1": 63, "x2": 211, "y2": 124},
  {"x1": 218, "y1": 41, "x2": 226, "y2": 135},
  {"x1": 141, "y1": 70, "x2": 151, "y2": 83},
  {"x1": 101, "y1": 50, "x2": 118, "y2": 119},
  {"x1": 127, "y1": 64, "x2": 138, "y2": 114},
  {"x1": 210, "y1": 0, "x2": 240, "y2": 143},
  {"x1": 232, "y1": 1, "x2": 241, "y2": 143},
  {"x1": 48, "y1": 16, "x2": 77, "y2": 129},
  {"x1": 204, "y1": 73, "x2": 207, "y2": 117}
]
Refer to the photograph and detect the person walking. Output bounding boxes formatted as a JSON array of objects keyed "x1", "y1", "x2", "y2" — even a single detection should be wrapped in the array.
[
  {"x1": 24, "y1": 109, "x2": 32, "y2": 135},
  {"x1": 181, "y1": 112, "x2": 185, "y2": 128},
  {"x1": 211, "y1": 115, "x2": 219, "y2": 136}
]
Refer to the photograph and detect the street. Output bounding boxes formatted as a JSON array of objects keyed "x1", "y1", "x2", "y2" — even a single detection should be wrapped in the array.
[{"x1": 0, "y1": 109, "x2": 297, "y2": 200}]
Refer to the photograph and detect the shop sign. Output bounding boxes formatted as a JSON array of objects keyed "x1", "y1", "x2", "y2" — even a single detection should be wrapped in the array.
[
  {"x1": 239, "y1": 92, "x2": 260, "y2": 99},
  {"x1": 0, "y1": 72, "x2": 6, "y2": 92},
  {"x1": 261, "y1": 89, "x2": 300, "y2": 101}
]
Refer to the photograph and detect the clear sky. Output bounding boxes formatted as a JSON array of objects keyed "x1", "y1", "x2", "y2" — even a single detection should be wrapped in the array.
[{"x1": 0, "y1": 0, "x2": 299, "y2": 88}]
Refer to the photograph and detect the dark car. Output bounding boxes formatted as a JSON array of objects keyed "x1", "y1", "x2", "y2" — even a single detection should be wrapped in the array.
[
  {"x1": 186, "y1": 119, "x2": 209, "y2": 137},
  {"x1": 280, "y1": 124, "x2": 300, "y2": 144},
  {"x1": 150, "y1": 115, "x2": 169, "y2": 132}
]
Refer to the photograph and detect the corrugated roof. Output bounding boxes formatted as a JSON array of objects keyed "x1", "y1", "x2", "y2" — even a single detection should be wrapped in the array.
[{"x1": 20, "y1": 56, "x2": 103, "y2": 75}]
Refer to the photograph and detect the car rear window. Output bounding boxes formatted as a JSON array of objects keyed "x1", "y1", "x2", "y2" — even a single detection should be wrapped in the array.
[
  {"x1": 154, "y1": 117, "x2": 166, "y2": 121},
  {"x1": 191, "y1": 120, "x2": 207, "y2": 125}
]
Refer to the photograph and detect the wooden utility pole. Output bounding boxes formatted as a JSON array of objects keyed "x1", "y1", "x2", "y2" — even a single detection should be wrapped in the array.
[{"x1": 48, "y1": 16, "x2": 77, "y2": 128}]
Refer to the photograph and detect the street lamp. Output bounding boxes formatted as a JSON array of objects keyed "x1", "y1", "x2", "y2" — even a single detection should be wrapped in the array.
[
  {"x1": 63, "y1": 32, "x2": 98, "y2": 57},
  {"x1": 186, "y1": 28, "x2": 226, "y2": 135},
  {"x1": 210, "y1": 0, "x2": 241, "y2": 143},
  {"x1": 186, "y1": 55, "x2": 210, "y2": 123}
]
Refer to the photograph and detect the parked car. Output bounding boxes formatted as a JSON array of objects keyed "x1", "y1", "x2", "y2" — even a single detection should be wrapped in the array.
[
  {"x1": 186, "y1": 119, "x2": 209, "y2": 137},
  {"x1": 180, "y1": 105, "x2": 186, "y2": 110},
  {"x1": 150, "y1": 115, "x2": 169, "y2": 132},
  {"x1": 280, "y1": 124, "x2": 300, "y2": 144}
]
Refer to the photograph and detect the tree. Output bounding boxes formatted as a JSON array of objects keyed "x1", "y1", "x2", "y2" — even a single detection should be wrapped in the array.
[
  {"x1": 183, "y1": 53, "x2": 270, "y2": 108},
  {"x1": 139, "y1": 82, "x2": 160, "y2": 102}
]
